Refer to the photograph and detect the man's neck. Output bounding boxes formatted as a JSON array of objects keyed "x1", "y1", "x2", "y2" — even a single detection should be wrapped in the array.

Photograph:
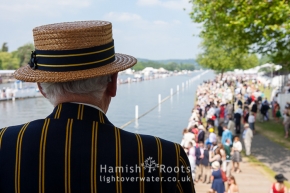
[{"x1": 54, "y1": 95, "x2": 109, "y2": 113}]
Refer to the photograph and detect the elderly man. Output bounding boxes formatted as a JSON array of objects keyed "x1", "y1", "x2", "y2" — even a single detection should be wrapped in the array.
[
  {"x1": 243, "y1": 123, "x2": 254, "y2": 156},
  {"x1": 0, "y1": 21, "x2": 194, "y2": 193}
]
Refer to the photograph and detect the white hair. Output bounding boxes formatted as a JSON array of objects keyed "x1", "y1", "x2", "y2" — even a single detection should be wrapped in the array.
[{"x1": 40, "y1": 75, "x2": 111, "y2": 105}]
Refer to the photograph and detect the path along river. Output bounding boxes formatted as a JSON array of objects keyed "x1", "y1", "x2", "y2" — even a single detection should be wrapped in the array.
[{"x1": 0, "y1": 70, "x2": 214, "y2": 143}]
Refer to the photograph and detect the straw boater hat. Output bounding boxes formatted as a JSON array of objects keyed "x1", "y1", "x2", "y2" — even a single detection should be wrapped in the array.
[{"x1": 14, "y1": 21, "x2": 137, "y2": 82}]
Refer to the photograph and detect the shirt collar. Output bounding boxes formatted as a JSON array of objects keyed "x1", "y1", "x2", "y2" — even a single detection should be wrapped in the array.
[
  {"x1": 72, "y1": 102, "x2": 105, "y2": 114},
  {"x1": 47, "y1": 103, "x2": 112, "y2": 125}
]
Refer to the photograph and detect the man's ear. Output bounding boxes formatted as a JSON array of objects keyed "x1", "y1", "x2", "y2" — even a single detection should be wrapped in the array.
[
  {"x1": 106, "y1": 72, "x2": 118, "y2": 97},
  {"x1": 37, "y1": 83, "x2": 47, "y2": 98}
]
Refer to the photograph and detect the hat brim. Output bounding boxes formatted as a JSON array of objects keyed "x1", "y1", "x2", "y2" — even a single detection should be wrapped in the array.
[{"x1": 13, "y1": 53, "x2": 137, "y2": 82}]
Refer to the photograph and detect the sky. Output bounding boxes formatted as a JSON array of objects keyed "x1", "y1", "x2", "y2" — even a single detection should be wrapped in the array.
[{"x1": 0, "y1": 0, "x2": 202, "y2": 60}]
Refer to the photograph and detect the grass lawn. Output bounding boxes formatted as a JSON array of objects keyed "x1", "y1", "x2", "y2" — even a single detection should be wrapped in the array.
[
  {"x1": 256, "y1": 85, "x2": 290, "y2": 149},
  {"x1": 201, "y1": 117, "x2": 206, "y2": 125},
  {"x1": 255, "y1": 85, "x2": 272, "y2": 101},
  {"x1": 256, "y1": 120, "x2": 290, "y2": 150},
  {"x1": 260, "y1": 86, "x2": 272, "y2": 100}
]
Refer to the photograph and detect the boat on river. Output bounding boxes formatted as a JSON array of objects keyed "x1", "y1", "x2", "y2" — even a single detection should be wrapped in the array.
[{"x1": 0, "y1": 81, "x2": 42, "y2": 101}]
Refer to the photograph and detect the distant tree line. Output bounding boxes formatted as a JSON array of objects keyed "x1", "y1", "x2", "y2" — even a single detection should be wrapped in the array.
[
  {"x1": 0, "y1": 42, "x2": 34, "y2": 70},
  {"x1": 0, "y1": 42, "x2": 197, "y2": 71},
  {"x1": 132, "y1": 61, "x2": 197, "y2": 71}
]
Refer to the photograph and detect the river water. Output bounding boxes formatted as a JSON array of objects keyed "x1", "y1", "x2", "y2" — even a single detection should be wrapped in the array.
[{"x1": 0, "y1": 70, "x2": 214, "y2": 143}]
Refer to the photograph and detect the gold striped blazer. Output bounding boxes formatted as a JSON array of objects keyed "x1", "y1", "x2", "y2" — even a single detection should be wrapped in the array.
[{"x1": 0, "y1": 103, "x2": 195, "y2": 193}]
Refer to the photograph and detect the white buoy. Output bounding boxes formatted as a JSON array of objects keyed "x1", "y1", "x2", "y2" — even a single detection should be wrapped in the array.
[
  {"x1": 135, "y1": 105, "x2": 138, "y2": 119},
  {"x1": 135, "y1": 119, "x2": 139, "y2": 128},
  {"x1": 158, "y1": 94, "x2": 161, "y2": 104},
  {"x1": 177, "y1": 85, "x2": 179, "y2": 91},
  {"x1": 170, "y1": 88, "x2": 173, "y2": 96}
]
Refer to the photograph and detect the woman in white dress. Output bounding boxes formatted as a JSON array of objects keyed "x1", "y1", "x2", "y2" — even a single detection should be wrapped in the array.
[
  {"x1": 181, "y1": 129, "x2": 195, "y2": 148},
  {"x1": 217, "y1": 143, "x2": 226, "y2": 172},
  {"x1": 231, "y1": 136, "x2": 242, "y2": 173},
  {"x1": 187, "y1": 141, "x2": 196, "y2": 179}
]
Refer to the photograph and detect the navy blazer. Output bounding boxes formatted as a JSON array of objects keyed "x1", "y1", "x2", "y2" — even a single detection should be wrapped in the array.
[
  {"x1": 0, "y1": 103, "x2": 195, "y2": 193},
  {"x1": 195, "y1": 147, "x2": 202, "y2": 166},
  {"x1": 197, "y1": 130, "x2": 205, "y2": 143},
  {"x1": 201, "y1": 150, "x2": 209, "y2": 167}
]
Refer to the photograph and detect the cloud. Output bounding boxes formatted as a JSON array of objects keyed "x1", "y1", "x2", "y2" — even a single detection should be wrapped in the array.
[
  {"x1": 172, "y1": 19, "x2": 181, "y2": 25},
  {"x1": 104, "y1": 12, "x2": 142, "y2": 22},
  {"x1": 103, "y1": 12, "x2": 180, "y2": 29},
  {"x1": 56, "y1": 0, "x2": 91, "y2": 6},
  {"x1": 101, "y1": 11, "x2": 197, "y2": 59},
  {"x1": 0, "y1": 0, "x2": 92, "y2": 20},
  {"x1": 103, "y1": 12, "x2": 178, "y2": 32},
  {"x1": 137, "y1": 0, "x2": 159, "y2": 6},
  {"x1": 153, "y1": 20, "x2": 169, "y2": 25},
  {"x1": 137, "y1": 0, "x2": 191, "y2": 10}
]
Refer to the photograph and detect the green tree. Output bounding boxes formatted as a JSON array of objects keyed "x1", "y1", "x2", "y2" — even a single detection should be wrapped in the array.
[
  {"x1": 259, "y1": 55, "x2": 272, "y2": 66},
  {"x1": 0, "y1": 52, "x2": 20, "y2": 69},
  {"x1": 17, "y1": 43, "x2": 34, "y2": 67},
  {"x1": 190, "y1": 0, "x2": 290, "y2": 67},
  {"x1": 0, "y1": 42, "x2": 34, "y2": 69},
  {"x1": 180, "y1": 63, "x2": 195, "y2": 71},
  {"x1": 269, "y1": 50, "x2": 290, "y2": 70},
  {"x1": 132, "y1": 61, "x2": 195, "y2": 71},
  {"x1": 132, "y1": 62, "x2": 145, "y2": 71},
  {"x1": 1, "y1": 42, "x2": 8, "y2": 52},
  {"x1": 197, "y1": 37, "x2": 258, "y2": 78},
  {"x1": 164, "y1": 62, "x2": 178, "y2": 71}
]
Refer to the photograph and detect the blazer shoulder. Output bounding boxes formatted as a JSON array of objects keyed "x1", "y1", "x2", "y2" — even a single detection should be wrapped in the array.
[
  {"x1": 118, "y1": 129, "x2": 181, "y2": 151},
  {"x1": 1, "y1": 119, "x2": 47, "y2": 133},
  {"x1": 140, "y1": 133, "x2": 181, "y2": 149}
]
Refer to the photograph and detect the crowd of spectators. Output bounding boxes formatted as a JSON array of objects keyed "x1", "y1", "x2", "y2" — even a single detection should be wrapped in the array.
[{"x1": 181, "y1": 74, "x2": 289, "y2": 193}]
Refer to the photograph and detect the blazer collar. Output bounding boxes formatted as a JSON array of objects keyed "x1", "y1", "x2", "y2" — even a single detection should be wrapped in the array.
[{"x1": 46, "y1": 103, "x2": 113, "y2": 126}]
